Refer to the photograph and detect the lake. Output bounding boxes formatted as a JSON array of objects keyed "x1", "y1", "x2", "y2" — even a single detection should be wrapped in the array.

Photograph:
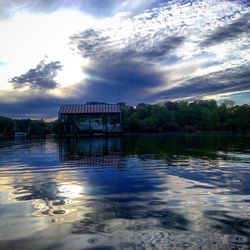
[{"x1": 0, "y1": 134, "x2": 250, "y2": 249}]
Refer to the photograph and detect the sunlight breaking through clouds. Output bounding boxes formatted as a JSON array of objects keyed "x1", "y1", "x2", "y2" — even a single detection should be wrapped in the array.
[{"x1": 0, "y1": 0, "x2": 249, "y2": 117}]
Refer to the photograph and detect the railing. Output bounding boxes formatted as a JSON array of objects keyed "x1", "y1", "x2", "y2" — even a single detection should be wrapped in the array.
[{"x1": 76, "y1": 122, "x2": 121, "y2": 132}]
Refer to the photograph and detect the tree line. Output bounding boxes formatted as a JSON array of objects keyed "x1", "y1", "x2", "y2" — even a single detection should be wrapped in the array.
[
  {"x1": 122, "y1": 100, "x2": 250, "y2": 132},
  {"x1": 0, "y1": 100, "x2": 250, "y2": 137},
  {"x1": 0, "y1": 117, "x2": 58, "y2": 137}
]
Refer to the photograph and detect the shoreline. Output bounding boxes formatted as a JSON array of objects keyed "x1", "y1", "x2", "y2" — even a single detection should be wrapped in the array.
[{"x1": 1, "y1": 131, "x2": 250, "y2": 140}]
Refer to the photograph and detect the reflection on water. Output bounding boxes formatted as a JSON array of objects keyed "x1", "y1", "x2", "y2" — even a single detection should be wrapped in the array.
[
  {"x1": 59, "y1": 138, "x2": 124, "y2": 168},
  {"x1": 0, "y1": 134, "x2": 250, "y2": 249}
]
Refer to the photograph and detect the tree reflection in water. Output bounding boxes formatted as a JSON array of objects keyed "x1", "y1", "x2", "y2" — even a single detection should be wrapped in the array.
[{"x1": 0, "y1": 134, "x2": 249, "y2": 249}]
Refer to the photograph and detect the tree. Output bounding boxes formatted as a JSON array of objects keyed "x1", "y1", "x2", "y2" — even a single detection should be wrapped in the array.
[{"x1": 0, "y1": 116, "x2": 14, "y2": 135}]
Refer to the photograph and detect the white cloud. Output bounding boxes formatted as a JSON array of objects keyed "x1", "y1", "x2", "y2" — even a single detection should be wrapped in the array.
[
  {"x1": 0, "y1": 10, "x2": 93, "y2": 90},
  {"x1": 71, "y1": 0, "x2": 249, "y2": 94},
  {"x1": 0, "y1": 0, "x2": 249, "y2": 107}
]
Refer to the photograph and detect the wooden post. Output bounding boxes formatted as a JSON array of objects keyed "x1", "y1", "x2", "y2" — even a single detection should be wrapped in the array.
[
  {"x1": 73, "y1": 115, "x2": 75, "y2": 135},
  {"x1": 88, "y1": 115, "x2": 91, "y2": 134},
  {"x1": 103, "y1": 115, "x2": 106, "y2": 133},
  {"x1": 120, "y1": 112, "x2": 122, "y2": 131},
  {"x1": 63, "y1": 115, "x2": 66, "y2": 135}
]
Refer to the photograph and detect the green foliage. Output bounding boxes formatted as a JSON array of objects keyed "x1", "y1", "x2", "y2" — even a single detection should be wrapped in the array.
[
  {"x1": 122, "y1": 100, "x2": 250, "y2": 132},
  {"x1": 13, "y1": 119, "x2": 45, "y2": 135},
  {"x1": 0, "y1": 117, "x2": 55, "y2": 136},
  {"x1": 0, "y1": 100, "x2": 250, "y2": 136},
  {"x1": 0, "y1": 116, "x2": 14, "y2": 135}
]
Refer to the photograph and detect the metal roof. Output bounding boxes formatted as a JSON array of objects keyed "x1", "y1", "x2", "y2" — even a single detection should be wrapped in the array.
[{"x1": 59, "y1": 104, "x2": 121, "y2": 114}]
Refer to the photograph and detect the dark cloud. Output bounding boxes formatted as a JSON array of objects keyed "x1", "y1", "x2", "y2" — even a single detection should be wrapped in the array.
[
  {"x1": 1, "y1": 24, "x2": 186, "y2": 117},
  {"x1": 239, "y1": 0, "x2": 250, "y2": 7},
  {"x1": 1, "y1": 0, "x2": 249, "y2": 20},
  {"x1": 9, "y1": 60, "x2": 62, "y2": 90},
  {"x1": 200, "y1": 12, "x2": 250, "y2": 47},
  {"x1": 0, "y1": 0, "x2": 114, "y2": 18},
  {"x1": 1, "y1": 0, "x2": 249, "y2": 119},
  {"x1": 81, "y1": 60, "x2": 164, "y2": 103},
  {"x1": 0, "y1": 96, "x2": 62, "y2": 118},
  {"x1": 0, "y1": 0, "x2": 161, "y2": 19},
  {"x1": 71, "y1": 28, "x2": 185, "y2": 62},
  {"x1": 141, "y1": 36, "x2": 185, "y2": 60},
  {"x1": 70, "y1": 27, "x2": 185, "y2": 103},
  {"x1": 71, "y1": 29, "x2": 110, "y2": 60},
  {"x1": 152, "y1": 64, "x2": 250, "y2": 101},
  {"x1": 3, "y1": 63, "x2": 249, "y2": 118},
  {"x1": 0, "y1": 89, "x2": 87, "y2": 118},
  {"x1": 31, "y1": 0, "x2": 117, "y2": 17},
  {"x1": 68, "y1": 3, "x2": 249, "y2": 105}
]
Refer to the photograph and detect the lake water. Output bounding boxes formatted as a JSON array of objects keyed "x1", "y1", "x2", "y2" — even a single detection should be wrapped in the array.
[{"x1": 0, "y1": 134, "x2": 250, "y2": 250}]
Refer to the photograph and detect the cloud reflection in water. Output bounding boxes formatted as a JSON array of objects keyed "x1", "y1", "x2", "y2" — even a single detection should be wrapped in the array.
[{"x1": 0, "y1": 135, "x2": 250, "y2": 249}]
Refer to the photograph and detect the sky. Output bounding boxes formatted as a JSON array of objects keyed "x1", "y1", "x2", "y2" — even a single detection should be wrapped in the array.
[{"x1": 0, "y1": 0, "x2": 250, "y2": 119}]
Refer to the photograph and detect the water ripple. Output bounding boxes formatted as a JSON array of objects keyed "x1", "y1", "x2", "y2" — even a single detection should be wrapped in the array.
[{"x1": 0, "y1": 135, "x2": 250, "y2": 249}]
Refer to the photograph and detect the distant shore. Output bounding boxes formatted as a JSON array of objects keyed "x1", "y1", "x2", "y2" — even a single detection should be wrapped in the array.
[
  {"x1": 1, "y1": 100, "x2": 250, "y2": 138},
  {"x1": 2, "y1": 131, "x2": 250, "y2": 141}
]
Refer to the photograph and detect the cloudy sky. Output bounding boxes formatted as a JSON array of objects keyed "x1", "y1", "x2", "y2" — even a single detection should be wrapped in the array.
[{"x1": 0, "y1": 0, "x2": 250, "y2": 118}]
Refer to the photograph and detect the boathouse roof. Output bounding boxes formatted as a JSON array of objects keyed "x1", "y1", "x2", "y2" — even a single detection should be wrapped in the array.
[{"x1": 59, "y1": 104, "x2": 121, "y2": 114}]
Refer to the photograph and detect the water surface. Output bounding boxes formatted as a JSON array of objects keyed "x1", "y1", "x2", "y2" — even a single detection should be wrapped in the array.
[{"x1": 0, "y1": 134, "x2": 250, "y2": 249}]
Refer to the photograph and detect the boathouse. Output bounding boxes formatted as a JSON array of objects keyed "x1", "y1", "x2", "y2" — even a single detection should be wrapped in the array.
[{"x1": 58, "y1": 104, "x2": 122, "y2": 135}]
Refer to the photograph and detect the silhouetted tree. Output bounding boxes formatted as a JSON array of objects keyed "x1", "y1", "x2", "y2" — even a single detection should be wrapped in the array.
[{"x1": 0, "y1": 100, "x2": 250, "y2": 136}]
